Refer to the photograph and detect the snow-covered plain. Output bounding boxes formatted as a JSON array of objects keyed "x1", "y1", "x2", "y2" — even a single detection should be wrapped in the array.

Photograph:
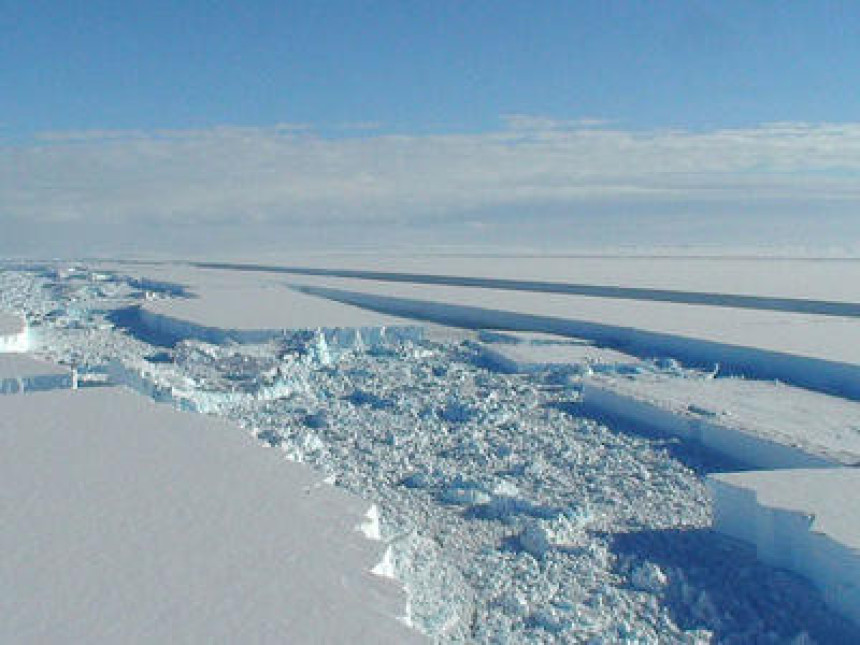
[
  {"x1": 0, "y1": 388, "x2": 420, "y2": 644},
  {"x1": 0, "y1": 310, "x2": 28, "y2": 352},
  {"x1": 0, "y1": 353, "x2": 74, "y2": 393},
  {"x1": 2, "y1": 259, "x2": 859, "y2": 643},
  {"x1": 194, "y1": 255, "x2": 860, "y2": 305},
  {"x1": 581, "y1": 376, "x2": 860, "y2": 469},
  {"x1": 197, "y1": 258, "x2": 860, "y2": 317},
  {"x1": 127, "y1": 264, "x2": 423, "y2": 345},
  {"x1": 284, "y1": 277, "x2": 860, "y2": 400}
]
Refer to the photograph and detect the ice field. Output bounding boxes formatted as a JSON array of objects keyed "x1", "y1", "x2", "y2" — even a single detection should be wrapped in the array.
[
  {"x1": 2, "y1": 257, "x2": 859, "y2": 643},
  {"x1": 0, "y1": 310, "x2": 28, "y2": 352},
  {"x1": 0, "y1": 389, "x2": 419, "y2": 644}
]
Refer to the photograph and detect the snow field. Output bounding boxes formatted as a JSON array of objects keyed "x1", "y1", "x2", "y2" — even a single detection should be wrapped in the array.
[
  {"x1": 112, "y1": 260, "x2": 860, "y2": 398},
  {"x1": 0, "y1": 311, "x2": 28, "y2": 352},
  {"x1": 2, "y1": 261, "x2": 859, "y2": 642},
  {"x1": 195, "y1": 260, "x2": 860, "y2": 317},
  {"x1": 0, "y1": 354, "x2": 75, "y2": 393},
  {"x1": 579, "y1": 383, "x2": 847, "y2": 470},
  {"x1": 193, "y1": 255, "x2": 860, "y2": 305},
  {"x1": 289, "y1": 282, "x2": 860, "y2": 400},
  {"x1": 584, "y1": 374, "x2": 860, "y2": 465},
  {"x1": 114, "y1": 261, "x2": 421, "y2": 335},
  {"x1": 0, "y1": 388, "x2": 420, "y2": 643}
]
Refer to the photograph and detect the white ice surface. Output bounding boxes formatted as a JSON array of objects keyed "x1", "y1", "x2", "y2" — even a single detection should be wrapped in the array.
[
  {"x1": 0, "y1": 354, "x2": 69, "y2": 379},
  {"x1": 3, "y1": 261, "x2": 859, "y2": 641},
  {"x1": 581, "y1": 375, "x2": 860, "y2": 468},
  {"x1": 200, "y1": 254, "x2": 860, "y2": 304},
  {"x1": 0, "y1": 388, "x2": 421, "y2": 644},
  {"x1": 0, "y1": 354, "x2": 73, "y2": 393},
  {"x1": 99, "y1": 259, "x2": 860, "y2": 401},
  {"x1": 0, "y1": 311, "x2": 28, "y2": 352},
  {"x1": 709, "y1": 468, "x2": 860, "y2": 626},
  {"x1": 287, "y1": 276, "x2": 860, "y2": 400},
  {"x1": 128, "y1": 265, "x2": 424, "y2": 344},
  {"x1": 290, "y1": 274, "x2": 860, "y2": 366},
  {"x1": 0, "y1": 311, "x2": 21, "y2": 335},
  {"x1": 473, "y1": 331, "x2": 637, "y2": 373}
]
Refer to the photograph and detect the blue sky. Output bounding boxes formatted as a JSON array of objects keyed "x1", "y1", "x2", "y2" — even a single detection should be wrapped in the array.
[
  {"x1": 4, "y1": 0, "x2": 858, "y2": 135},
  {"x1": 2, "y1": 1, "x2": 859, "y2": 255}
]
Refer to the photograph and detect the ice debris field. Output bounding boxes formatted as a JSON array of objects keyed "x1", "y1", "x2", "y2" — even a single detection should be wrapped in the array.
[{"x1": 1, "y1": 257, "x2": 860, "y2": 643}]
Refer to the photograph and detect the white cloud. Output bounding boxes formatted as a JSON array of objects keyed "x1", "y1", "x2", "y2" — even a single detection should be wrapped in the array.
[
  {"x1": 33, "y1": 129, "x2": 153, "y2": 143},
  {"x1": 501, "y1": 114, "x2": 614, "y2": 130},
  {"x1": 2, "y1": 119, "x2": 860, "y2": 253}
]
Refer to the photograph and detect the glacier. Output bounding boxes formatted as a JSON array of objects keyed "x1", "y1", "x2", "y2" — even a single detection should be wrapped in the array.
[{"x1": 1, "y1": 259, "x2": 859, "y2": 642}]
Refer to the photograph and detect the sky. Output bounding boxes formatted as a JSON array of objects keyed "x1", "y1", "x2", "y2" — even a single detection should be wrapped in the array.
[{"x1": 2, "y1": 1, "x2": 859, "y2": 256}]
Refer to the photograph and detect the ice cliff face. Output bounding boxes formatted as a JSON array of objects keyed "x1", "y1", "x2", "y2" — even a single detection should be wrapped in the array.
[{"x1": 709, "y1": 469, "x2": 860, "y2": 629}]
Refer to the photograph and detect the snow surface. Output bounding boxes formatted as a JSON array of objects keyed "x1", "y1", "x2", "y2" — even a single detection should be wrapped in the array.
[
  {"x1": 103, "y1": 262, "x2": 421, "y2": 340},
  {"x1": 288, "y1": 275, "x2": 860, "y2": 366},
  {"x1": 2, "y1": 260, "x2": 859, "y2": 642},
  {"x1": 0, "y1": 354, "x2": 74, "y2": 393},
  {"x1": 470, "y1": 331, "x2": 638, "y2": 374},
  {"x1": 0, "y1": 310, "x2": 21, "y2": 335},
  {"x1": 0, "y1": 388, "x2": 420, "y2": 644},
  {"x1": 290, "y1": 281, "x2": 860, "y2": 400},
  {"x1": 108, "y1": 261, "x2": 860, "y2": 400},
  {"x1": 194, "y1": 255, "x2": 860, "y2": 304},
  {"x1": 581, "y1": 376, "x2": 860, "y2": 468},
  {"x1": 709, "y1": 469, "x2": 860, "y2": 626},
  {"x1": 0, "y1": 311, "x2": 28, "y2": 352},
  {"x1": 142, "y1": 282, "x2": 417, "y2": 339},
  {"x1": 197, "y1": 261, "x2": 860, "y2": 318}
]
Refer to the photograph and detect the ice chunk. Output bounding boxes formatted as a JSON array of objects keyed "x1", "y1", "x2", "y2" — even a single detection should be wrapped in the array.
[
  {"x1": 517, "y1": 522, "x2": 551, "y2": 558},
  {"x1": 359, "y1": 504, "x2": 383, "y2": 541},
  {"x1": 631, "y1": 562, "x2": 668, "y2": 593}
]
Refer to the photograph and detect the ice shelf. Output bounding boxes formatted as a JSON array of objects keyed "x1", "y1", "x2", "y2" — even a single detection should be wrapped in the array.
[
  {"x1": 292, "y1": 282, "x2": 860, "y2": 400},
  {"x1": 282, "y1": 268, "x2": 860, "y2": 372},
  {"x1": 195, "y1": 259, "x2": 860, "y2": 318},
  {"x1": 136, "y1": 270, "x2": 424, "y2": 344},
  {"x1": 0, "y1": 311, "x2": 28, "y2": 353},
  {"x1": 708, "y1": 468, "x2": 860, "y2": 627},
  {"x1": 580, "y1": 377, "x2": 860, "y2": 469},
  {"x1": 108, "y1": 261, "x2": 860, "y2": 398},
  {"x1": 470, "y1": 331, "x2": 637, "y2": 374},
  {"x1": 0, "y1": 388, "x2": 422, "y2": 643},
  {"x1": 0, "y1": 354, "x2": 74, "y2": 394},
  {"x1": 193, "y1": 255, "x2": 860, "y2": 305}
]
